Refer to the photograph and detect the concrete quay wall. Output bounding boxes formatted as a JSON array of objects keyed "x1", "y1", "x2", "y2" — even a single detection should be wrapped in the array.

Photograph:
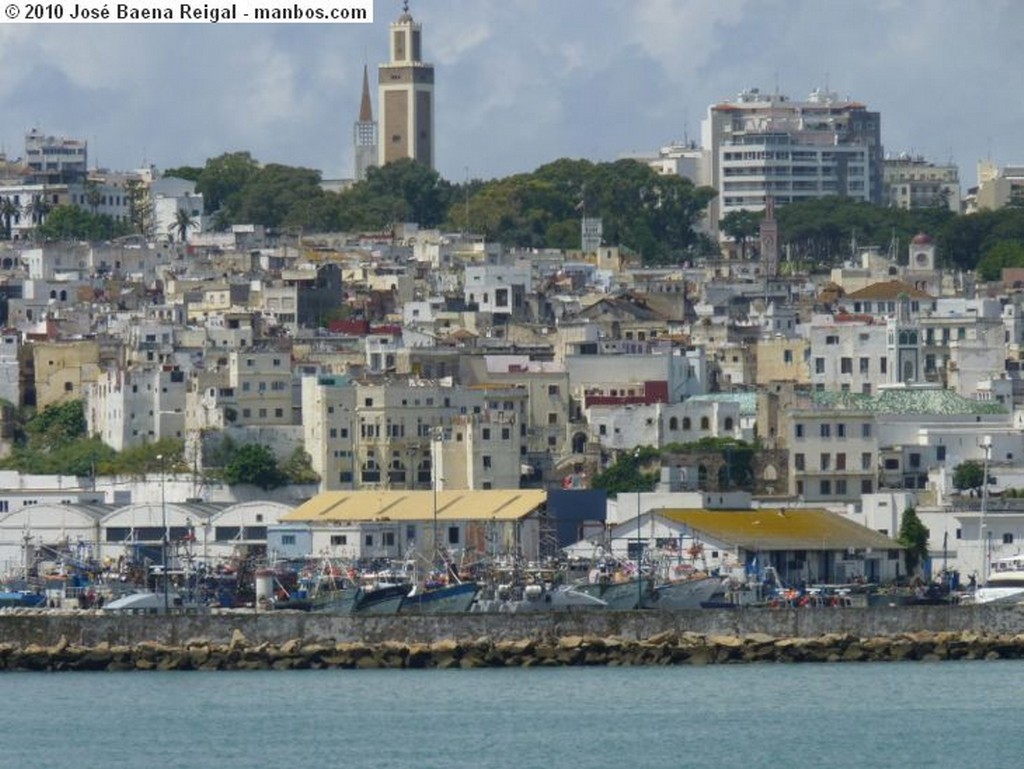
[{"x1": 4, "y1": 604, "x2": 1024, "y2": 648}]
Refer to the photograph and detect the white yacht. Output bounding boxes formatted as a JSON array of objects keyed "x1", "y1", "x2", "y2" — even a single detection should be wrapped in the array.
[{"x1": 972, "y1": 554, "x2": 1024, "y2": 604}]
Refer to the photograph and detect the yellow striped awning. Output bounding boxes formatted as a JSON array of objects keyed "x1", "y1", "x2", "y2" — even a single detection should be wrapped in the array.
[{"x1": 281, "y1": 489, "x2": 547, "y2": 524}]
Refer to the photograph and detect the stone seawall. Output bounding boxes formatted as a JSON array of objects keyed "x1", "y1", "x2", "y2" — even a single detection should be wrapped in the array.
[{"x1": 3, "y1": 605, "x2": 1024, "y2": 670}]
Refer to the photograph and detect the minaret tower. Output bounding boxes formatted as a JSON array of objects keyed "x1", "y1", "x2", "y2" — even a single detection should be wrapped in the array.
[
  {"x1": 378, "y1": 1, "x2": 435, "y2": 169},
  {"x1": 353, "y1": 64, "x2": 378, "y2": 182}
]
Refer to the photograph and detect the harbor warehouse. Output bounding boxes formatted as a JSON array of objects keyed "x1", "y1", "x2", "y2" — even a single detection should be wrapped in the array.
[
  {"x1": 658, "y1": 508, "x2": 904, "y2": 584},
  {"x1": 277, "y1": 490, "x2": 548, "y2": 564}
]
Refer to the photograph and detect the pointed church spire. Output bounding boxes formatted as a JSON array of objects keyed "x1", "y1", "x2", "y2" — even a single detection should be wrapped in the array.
[{"x1": 358, "y1": 64, "x2": 373, "y2": 122}]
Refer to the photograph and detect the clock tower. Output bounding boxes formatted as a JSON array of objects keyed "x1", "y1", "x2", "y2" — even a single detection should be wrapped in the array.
[
  {"x1": 759, "y1": 197, "x2": 779, "y2": 279},
  {"x1": 907, "y1": 232, "x2": 936, "y2": 272}
]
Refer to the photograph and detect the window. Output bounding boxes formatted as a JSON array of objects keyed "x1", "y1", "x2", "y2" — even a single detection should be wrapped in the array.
[
  {"x1": 547, "y1": 384, "x2": 560, "y2": 396},
  {"x1": 364, "y1": 534, "x2": 374, "y2": 546},
  {"x1": 820, "y1": 424, "x2": 831, "y2": 438},
  {"x1": 447, "y1": 526, "x2": 459, "y2": 545},
  {"x1": 861, "y1": 479, "x2": 873, "y2": 494},
  {"x1": 862, "y1": 423, "x2": 872, "y2": 438},
  {"x1": 700, "y1": 416, "x2": 710, "y2": 430},
  {"x1": 795, "y1": 423, "x2": 804, "y2": 439},
  {"x1": 683, "y1": 417, "x2": 692, "y2": 430},
  {"x1": 880, "y1": 358, "x2": 887, "y2": 375},
  {"x1": 815, "y1": 357, "x2": 825, "y2": 374},
  {"x1": 837, "y1": 423, "x2": 846, "y2": 438},
  {"x1": 826, "y1": 335, "x2": 839, "y2": 345},
  {"x1": 859, "y1": 357, "x2": 869, "y2": 374},
  {"x1": 840, "y1": 357, "x2": 852, "y2": 374},
  {"x1": 383, "y1": 532, "x2": 395, "y2": 547},
  {"x1": 784, "y1": 349, "x2": 793, "y2": 364},
  {"x1": 820, "y1": 453, "x2": 831, "y2": 471},
  {"x1": 482, "y1": 428, "x2": 491, "y2": 440},
  {"x1": 909, "y1": 453, "x2": 921, "y2": 469},
  {"x1": 1003, "y1": 533, "x2": 1015, "y2": 545},
  {"x1": 331, "y1": 534, "x2": 347, "y2": 546},
  {"x1": 548, "y1": 413, "x2": 558, "y2": 425},
  {"x1": 794, "y1": 453, "x2": 805, "y2": 471},
  {"x1": 836, "y1": 453, "x2": 846, "y2": 470},
  {"x1": 835, "y1": 479, "x2": 847, "y2": 495},
  {"x1": 281, "y1": 534, "x2": 296, "y2": 546},
  {"x1": 861, "y1": 452, "x2": 872, "y2": 470},
  {"x1": 937, "y1": 446, "x2": 946, "y2": 461},
  {"x1": 482, "y1": 455, "x2": 492, "y2": 469},
  {"x1": 820, "y1": 480, "x2": 831, "y2": 495}
]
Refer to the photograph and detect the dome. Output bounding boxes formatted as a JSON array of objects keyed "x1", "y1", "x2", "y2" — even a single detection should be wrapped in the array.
[{"x1": 911, "y1": 233, "x2": 933, "y2": 246}]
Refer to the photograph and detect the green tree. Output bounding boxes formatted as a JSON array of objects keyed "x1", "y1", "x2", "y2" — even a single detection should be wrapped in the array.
[
  {"x1": 0, "y1": 196, "x2": 18, "y2": 239},
  {"x1": 193, "y1": 151, "x2": 260, "y2": 219},
  {"x1": 952, "y1": 460, "x2": 986, "y2": 493},
  {"x1": 222, "y1": 443, "x2": 287, "y2": 490},
  {"x1": 976, "y1": 240, "x2": 1024, "y2": 282},
  {"x1": 170, "y1": 207, "x2": 197, "y2": 243},
  {"x1": 230, "y1": 163, "x2": 325, "y2": 230},
  {"x1": 591, "y1": 446, "x2": 660, "y2": 496},
  {"x1": 35, "y1": 205, "x2": 132, "y2": 241},
  {"x1": 898, "y1": 507, "x2": 930, "y2": 576},
  {"x1": 25, "y1": 400, "x2": 87, "y2": 451},
  {"x1": 719, "y1": 209, "x2": 762, "y2": 259},
  {"x1": 280, "y1": 446, "x2": 320, "y2": 485}
]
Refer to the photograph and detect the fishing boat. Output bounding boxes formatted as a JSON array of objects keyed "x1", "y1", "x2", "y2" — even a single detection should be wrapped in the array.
[
  {"x1": 645, "y1": 575, "x2": 727, "y2": 610},
  {"x1": 471, "y1": 583, "x2": 607, "y2": 613},
  {"x1": 352, "y1": 583, "x2": 410, "y2": 614},
  {"x1": 400, "y1": 581, "x2": 479, "y2": 614},
  {"x1": 102, "y1": 590, "x2": 206, "y2": 615},
  {"x1": 0, "y1": 590, "x2": 46, "y2": 609},
  {"x1": 575, "y1": 577, "x2": 652, "y2": 610}
]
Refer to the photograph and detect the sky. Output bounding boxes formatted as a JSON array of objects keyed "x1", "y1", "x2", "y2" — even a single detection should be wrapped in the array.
[{"x1": 0, "y1": 0, "x2": 1021, "y2": 189}]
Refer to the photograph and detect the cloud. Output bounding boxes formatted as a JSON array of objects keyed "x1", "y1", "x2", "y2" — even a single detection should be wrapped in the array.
[{"x1": 0, "y1": 1, "x2": 1020, "y2": 188}]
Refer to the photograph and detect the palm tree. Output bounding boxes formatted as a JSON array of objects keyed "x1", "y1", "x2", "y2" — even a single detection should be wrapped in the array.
[
  {"x1": 0, "y1": 197, "x2": 18, "y2": 240},
  {"x1": 24, "y1": 196, "x2": 53, "y2": 240},
  {"x1": 170, "y1": 207, "x2": 197, "y2": 243}
]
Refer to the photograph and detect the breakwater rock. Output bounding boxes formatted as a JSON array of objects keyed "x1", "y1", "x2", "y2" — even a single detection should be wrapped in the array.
[{"x1": 1, "y1": 629, "x2": 1022, "y2": 671}]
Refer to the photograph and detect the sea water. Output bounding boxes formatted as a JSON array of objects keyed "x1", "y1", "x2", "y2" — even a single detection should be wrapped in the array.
[{"x1": 4, "y1": 662, "x2": 1020, "y2": 769}]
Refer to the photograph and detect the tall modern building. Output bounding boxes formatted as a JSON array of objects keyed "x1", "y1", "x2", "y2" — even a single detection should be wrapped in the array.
[
  {"x1": 377, "y1": 3, "x2": 434, "y2": 169},
  {"x1": 353, "y1": 65, "x2": 378, "y2": 182},
  {"x1": 701, "y1": 88, "x2": 883, "y2": 228}
]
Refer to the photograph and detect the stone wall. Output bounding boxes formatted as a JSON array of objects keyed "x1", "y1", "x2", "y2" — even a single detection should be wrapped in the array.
[
  {"x1": 5, "y1": 607, "x2": 1024, "y2": 670},
  {"x1": 3, "y1": 604, "x2": 1024, "y2": 648}
]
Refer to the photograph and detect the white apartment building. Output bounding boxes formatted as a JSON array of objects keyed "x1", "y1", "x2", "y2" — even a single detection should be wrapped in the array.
[
  {"x1": 586, "y1": 399, "x2": 742, "y2": 452},
  {"x1": 883, "y1": 154, "x2": 961, "y2": 212},
  {"x1": 809, "y1": 315, "x2": 889, "y2": 394},
  {"x1": 702, "y1": 87, "x2": 883, "y2": 227},
  {"x1": 566, "y1": 347, "x2": 710, "y2": 404},
  {"x1": 787, "y1": 408, "x2": 878, "y2": 503},
  {"x1": 301, "y1": 376, "x2": 528, "y2": 492},
  {"x1": 187, "y1": 350, "x2": 295, "y2": 437},
  {"x1": 463, "y1": 264, "x2": 530, "y2": 318},
  {"x1": 86, "y1": 365, "x2": 187, "y2": 451},
  {"x1": 0, "y1": 331, "x2": 20, "y2": 407},
  {"x1": 150, "y1": 177, "x2": 204, "y2": 242}
]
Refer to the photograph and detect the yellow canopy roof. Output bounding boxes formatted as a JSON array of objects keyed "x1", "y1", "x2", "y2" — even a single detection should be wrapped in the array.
[
  {"x1": 658, "y1": 508, "x2": 900, "y2": 552},
  {"x1": 281, "y1": 489, "x2": 547, "y2": 524}
]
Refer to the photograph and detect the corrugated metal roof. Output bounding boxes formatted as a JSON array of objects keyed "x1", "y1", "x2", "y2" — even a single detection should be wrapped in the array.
[
  {"x1": 281, "y1": 489, "x2": 547, "y2": 523},
  {"x1": 659, "y1": 508, "x2": 900, "y2": 551}
]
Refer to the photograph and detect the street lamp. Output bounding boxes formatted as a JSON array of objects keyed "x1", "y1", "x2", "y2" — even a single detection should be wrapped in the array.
[
  {"x1": 980, "y1": 436, "x2": 992, "y2": 587},
  {"x1": 156, "y1": 453, "x2": 169, "y2": 613},
  {"x1": 432, "y1": 426, "x2": 444, "y2": 567}
]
